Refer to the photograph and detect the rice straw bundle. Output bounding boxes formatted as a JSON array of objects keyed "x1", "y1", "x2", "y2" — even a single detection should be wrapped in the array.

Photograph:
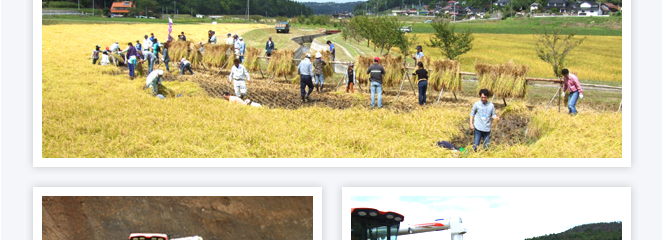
[
  {"x1": 267, "y1": 49, "x2": 296, "y2": 77},
  {"x1": 428, "y1": 59, "x2": 461, "y2": 92},
  {"x1": 474, "y1": 60, "x2": 529, "y2": 98},
  {"x1": 243, "y1": 47, "x2": 263, "y2": 71},
  {"x1": 168, "y1": 41, "x2": 192, "y2": 65},
  {"x1": 110, "y1": 53, "x2": 125, "y2": 65},
  {"x1": 380, "y1": 55, "x2": 404, "y2": 87},
  {"x1": 135, "y1": 62, "x2": 146, "y2": 77},
  {"x1": 353, "y1": 55, "x2": 373, "y2": 85},
  {"x1": 419, "y1": 56, "x2": 431, "y2": 68},
  {"x1": 202, "y1": 43, "x2": 232, "y2": 68}
]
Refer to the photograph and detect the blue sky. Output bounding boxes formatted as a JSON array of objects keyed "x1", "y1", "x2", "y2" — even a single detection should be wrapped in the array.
[{"x1": 350, "y1": 193, "x2": 626, "y2": 240}]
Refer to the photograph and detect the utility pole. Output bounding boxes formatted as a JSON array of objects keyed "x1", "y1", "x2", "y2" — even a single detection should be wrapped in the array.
[
  {"x1": 78, "y1": 0, "x2": 80, "y2": 10},
  {"x1": 246, "y1": 0, "x2": 250, "y2": 22},
  {"x1": 92, "y1": 0, "x2": 94, "y2": 16}
]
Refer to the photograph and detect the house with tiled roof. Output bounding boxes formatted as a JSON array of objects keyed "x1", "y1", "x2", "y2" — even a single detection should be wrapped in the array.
[{"x1": 110, "y1": 1, "x2": 134, "y2": 17}]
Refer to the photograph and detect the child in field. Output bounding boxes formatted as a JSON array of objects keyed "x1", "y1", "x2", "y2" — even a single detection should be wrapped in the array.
[
  {"x1": 314, "y1": 52, "x2": 326, "y2": 92},
  {"x1": 100, "y1": 51, "x2": 110, "y2": 66},
  {"x1": 91, "y1": 45, "x2": 101, "y2": 64},
  {"x1": 345, "y1": 63, "x2": 355, "y2": 93}
]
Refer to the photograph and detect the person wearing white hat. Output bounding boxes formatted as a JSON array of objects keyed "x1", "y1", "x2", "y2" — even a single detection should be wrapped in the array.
[
  {"x1": 297, "y1": 53, "x2": 315, "y2": 102},
  {"x1": 145, "y1": 70, "x2": 164, "y2": 95},
  {"x1": 228, "y1": 58, "x2": 251, "y2": 98},
  {"x1": 179, "y1": 57, "x2": 194, "y2": 75},
  {"x1": 109, "y1": 41, "x2": 121, "y2": 54},
  {"x1": 313, "y1": 52, "x2": 327, "y2": 92},
  {"x1": 238, "y1": 37, "x2": 246, "y2": 63}
]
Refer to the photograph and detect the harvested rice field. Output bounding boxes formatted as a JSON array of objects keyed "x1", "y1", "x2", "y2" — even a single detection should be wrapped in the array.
[{"x1": 41, "y1": 23, "x2": 623, "y2": 158}]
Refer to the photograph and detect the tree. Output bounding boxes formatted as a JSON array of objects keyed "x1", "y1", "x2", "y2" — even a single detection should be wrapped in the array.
[
  {"x1": 371, "y1": 16, "x2": 404, "y2": 55},
  {"x1": 426, "y1": 18, "x2": 474, "y2": 60},
  {"x1": 397, "y1": 33, "x2": 418, "y2": 64},
  {"x1": 534, "y1": 28, "x2": 586, "y2": 78}
]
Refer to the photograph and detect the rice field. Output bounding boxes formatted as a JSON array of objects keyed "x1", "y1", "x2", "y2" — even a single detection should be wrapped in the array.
[{"x1": 41, "y1": 23, "x2": 622, "y2": 158}]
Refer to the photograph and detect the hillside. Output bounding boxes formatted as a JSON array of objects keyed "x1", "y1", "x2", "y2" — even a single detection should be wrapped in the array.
[
  {"x1": 303, "y1": 1, "x2": 362, "y2": 15},
  {"x1": 42, "y1": 196, "x2": 313, "y2": 240},
  {"x1": 525, "y1": 222, "x2": 622, "y2": 240}
]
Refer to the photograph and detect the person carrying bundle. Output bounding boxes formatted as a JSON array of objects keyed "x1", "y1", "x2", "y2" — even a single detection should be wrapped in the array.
[
  {"x1": 470, "y1": 89, "x2": 499, "y2": 151},
  {"x1": 228, "y1": 59, "x2": 251, "y2": 98},
  {"x1": 561, "y1": 69, "x2": 584, "y2": 116},
  {"x1": 412, "y1": 62, "x2": 428, "y2": 106},
  {"x1": 222, "y1": 92, "x2": 262, "y2": 107},
  {"x1": 91, "y1": 45, "x2": 101, "y2": 65},
  {"x1": 345, "y1": 63, "x2": 356, "y2": 93},
  {"x1": 297, "y1": 53, "x2": 315, "y2": 102},
  {"x1": 179, "y1": 58, "x2": 194, "y2": 75},
  {"x1": 144, "y1": 70, "x2": 164, "y2": 96},
  {"x1": 313, "y1": 52, "x2": 327, "y2": 92}
]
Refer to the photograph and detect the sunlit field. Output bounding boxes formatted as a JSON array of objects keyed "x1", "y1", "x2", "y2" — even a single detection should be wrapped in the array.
[{"x1": 41, "y1": 23, "x2": 622, "y2": 158}]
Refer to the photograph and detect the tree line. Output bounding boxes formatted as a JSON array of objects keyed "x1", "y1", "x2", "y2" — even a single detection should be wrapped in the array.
[
  {"x1": 43, "y1": 0, "x2": 313, "y2": 17},
  {"x1": 352, "y1": 0, "x2": 622, "y2": 15},
  {"x1": 525, "y1": 222, "x2": 622, "y2": 240}
]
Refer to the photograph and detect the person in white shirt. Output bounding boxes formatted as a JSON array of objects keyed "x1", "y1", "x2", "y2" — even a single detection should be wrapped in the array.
[
  {"x1": 109, "y1": 41, "x2": 121, "y2": 53},
  {"x1": 142, "y1": 35, "x2": 153, "y2": 53},
  {"x1": 225, "y1": 33, "x2": 234, "y2": 45},
  {"x1": 100, "y1": 50, "x2": 111, "y2": 66},
  {"x1": 209, "y1": 31, "x2": 217, "y2": 44},
  {"x1": 179, "y1": 58, "x2": 194, "y2": 75},
  {"x1": 233, "y1": 35, "x2": 241, "y2": 56},
  {"x1": 145, "y1": 70, "x2": 164, "y2": 95},
  {"x1": 228, "y1": 58, "x2": 251, "y2": 98}
]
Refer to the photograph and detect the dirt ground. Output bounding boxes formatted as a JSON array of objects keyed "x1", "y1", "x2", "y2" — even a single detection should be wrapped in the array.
[{"x1": 42, "y1": 196, "x2": 313, "y2": 240}]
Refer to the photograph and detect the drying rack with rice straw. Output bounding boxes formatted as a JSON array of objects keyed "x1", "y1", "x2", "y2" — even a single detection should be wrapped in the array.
[{"x1": 401, "y1": 61, "x2": 462, "y2": 104}]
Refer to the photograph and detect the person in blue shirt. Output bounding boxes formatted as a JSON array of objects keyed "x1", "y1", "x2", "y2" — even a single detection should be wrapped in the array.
[
  {"x1": 265, "y1": 36, "x2": 275, "y2": 57},
  {"x1": 239, "y1": 37, "x2": 246, "y2": 63},
  {"x1": 412, "y1": 46, "x2": 424, "y2": 64},
  {"x1": 152, "y1": 38, "x2": 160, "y2": 64},
  {"x1": 327, "y1": 40, "x2": 336, "y2": 61},
  {"x1": 135, "y1": 40, "x2": 142, "y2": 52},
  {"x1": 470, "y1": 89, "x2": 500, "y2": 151}
]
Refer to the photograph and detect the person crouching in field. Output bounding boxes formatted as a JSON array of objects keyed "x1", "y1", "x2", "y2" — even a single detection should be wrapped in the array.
[
  {"x1": 91, "y1": 45, "x2": 101, "y2": 65},
  {"x1": 345, "y1": 63, "x2": 356, "y2": 93},
  {"x1": 100, "y1": 50, "x2": 110, "y2": 66},
  {"x1": 297, "y1": 53, "x2": 315, "y2": 102},
  {"x1": 314, "y1": 52, "x2": 327, "y2": 92},
  {"x1": 179, "y1": 58, "x2": 194, "y2": 75},
  {"x1": 144, "y1": 70, "x2": 164, "y2": 96},
  {"x1": 470, "y1": 89, "x2": 499, "y2": 151},
  {"x1": 412, "y1": 62, "x2": 428, "y2": 106},
  {"x1": 561, "y1": 69, "x2": 584, "y2": 116},
  {"x1": 228, "y1": 59, "x2": 251, "y2": 98},
  {"x1": 223, "y1": 92, "x2": 262, "y2": 107},
  {"x1": 367, "y1": 57, "x2": 386, "y2": 108},
  {"x1": 140, "y1": 48, "x2": 157, "y2": 74}
]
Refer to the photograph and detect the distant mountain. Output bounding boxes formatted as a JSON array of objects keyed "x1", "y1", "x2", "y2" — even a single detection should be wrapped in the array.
[
  {"x1": 525, "y1": 222, "x2": 622, "y2": 240},
  {"x1": 303, "y1": 2, "x2": 362, "y2": 15}
]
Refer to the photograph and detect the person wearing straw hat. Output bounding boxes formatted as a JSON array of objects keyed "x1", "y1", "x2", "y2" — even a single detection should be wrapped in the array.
[
  {"x1": 265, "y1": 36, "x2": 275, "y2": 57},
  {"x1": 366, "y1": 57, "x2": 386, "y2": 108},
  {"x1": 313, "y1": 52, "x2": 327, "y2": 92},
  {"x1": 229, "y1": 58, "x2": 251, "y2": 98},
  {"x1": 412, "y1": 62, "x2": 429, "y2": 106},
  {"x1": 91, "y1": 45, "x2": 101, "y2": 65},
  {"x1": 144, "y1": 70, "x2": 164, "y2": 96},
  {"x1": 561, "y1": 69, "x2": 584, "y2": 116},
  {"x1": 297, "y1": 53, "x2": 315, "y2": 102},
  {"x1": 470, "y1": 89, "x2": 499, "y2": 151},
  {"x1": 345, "y1": 62, "x2": 356, "y2": 93},
  {"x1": 179, "y1": 58, "x2": 194, "y2": 75}
]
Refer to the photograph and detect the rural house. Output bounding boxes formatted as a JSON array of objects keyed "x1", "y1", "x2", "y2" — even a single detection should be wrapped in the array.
[
  {"x1": 110, "y1": 1, "x2": 134, "y2": 17},
  {"x1": 572, "y1": 1, "x2": 603, "y2": 16},
  {"x1": 495, "y1": 0, "x2": 510, "y2": 7}
]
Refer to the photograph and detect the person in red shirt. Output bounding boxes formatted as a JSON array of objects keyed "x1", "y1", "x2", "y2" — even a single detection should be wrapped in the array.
[{"x1": 561, "y1": 69, "x2": 584, "y2": 116}]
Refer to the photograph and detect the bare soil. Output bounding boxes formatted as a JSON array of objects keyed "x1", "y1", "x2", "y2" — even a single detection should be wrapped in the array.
[{"x1": 42, "y1": 196, "x2": 313, "y2": 240}]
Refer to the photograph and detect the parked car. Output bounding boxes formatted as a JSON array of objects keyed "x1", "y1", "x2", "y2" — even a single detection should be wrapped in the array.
[{"x1": 399, "y1": 25, "x2": 412, "y2": 33}]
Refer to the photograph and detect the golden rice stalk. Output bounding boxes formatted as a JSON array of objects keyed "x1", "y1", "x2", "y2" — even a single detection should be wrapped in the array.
[
  {"x1": 201, "y1": 43, "x2": 231, "y2": 68},
  {"x1": 428, "y1": 59, "x2": 461, "y2": 92},
  {"x1": 135, "y1": 61, "x2": 146, "y2": 77},
  {"x1": 380, "y1": 55, "x2": 404, "y2": 88},
  {"x1": 267, "y1": 50, "x2": 296, "y2": 77},
  {"x1": 474, "y1": 60, "x2": 529, "y2": 98},
  {"x1": 168, "y1": 40, "x2": 192, "y2": 65},
  {"x1": 419, "y1": 56, "x2": 431, "y2": 68},
  {"x1": 243, "y1": 47, "x2": 263, "y2": 71},
  {"x1": 354, "y1": 55, "x2": 373, "y2": 86},
  {"x1": 110, "y1": 53, "x2": 125, "y2": 65}
]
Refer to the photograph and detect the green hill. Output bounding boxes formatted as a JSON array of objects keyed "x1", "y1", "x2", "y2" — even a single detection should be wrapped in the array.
[{"x1": 525, "y1": 222, "x2": 622, "y2": 240}]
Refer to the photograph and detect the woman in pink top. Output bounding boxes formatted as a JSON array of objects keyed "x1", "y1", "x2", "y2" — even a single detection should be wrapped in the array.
[{"x1": 561, "y1": 69, "x2": 583, "y2": 115}]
